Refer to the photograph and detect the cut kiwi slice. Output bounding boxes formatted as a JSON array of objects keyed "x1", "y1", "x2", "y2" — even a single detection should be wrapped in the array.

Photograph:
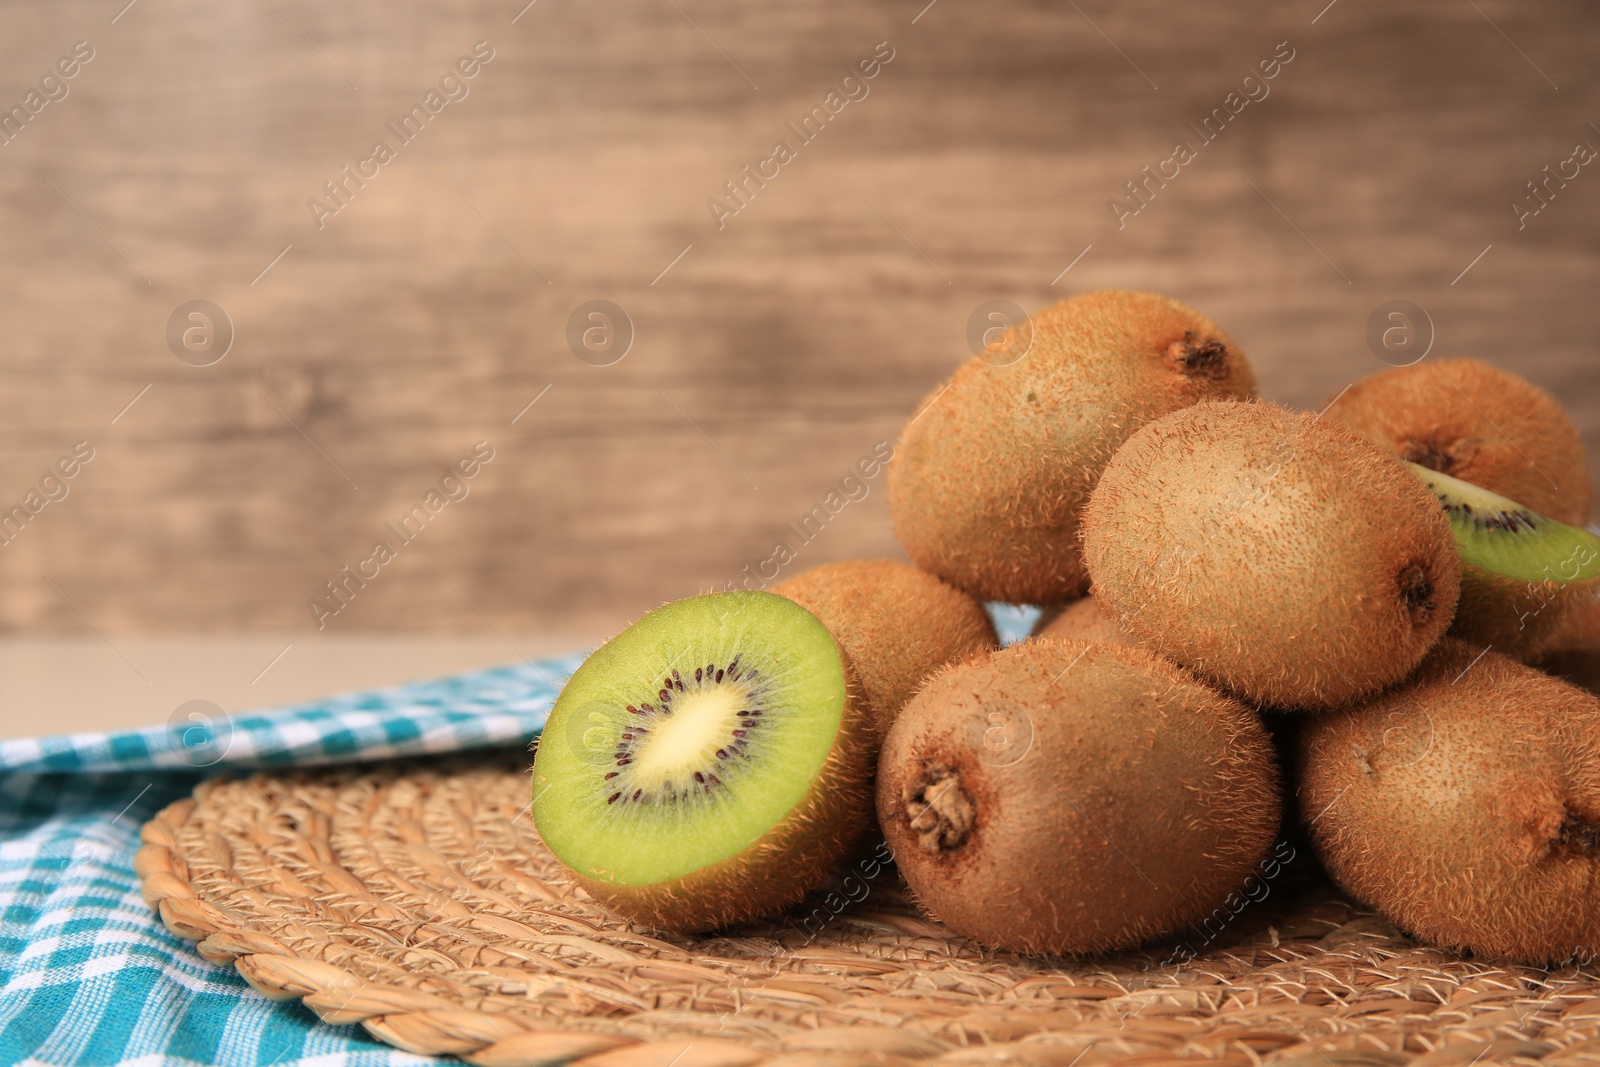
[
  {"x1": 1405, "y1": 463, "x2": 1600, "y2": 584},
  {"x1": 531, "y1": 591, "x2": 873, "y2": 932}
]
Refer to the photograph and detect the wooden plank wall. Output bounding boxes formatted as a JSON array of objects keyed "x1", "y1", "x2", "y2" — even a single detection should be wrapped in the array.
[{"x1": 0, "y1": 0, "x2": 1595, "y2": 638}]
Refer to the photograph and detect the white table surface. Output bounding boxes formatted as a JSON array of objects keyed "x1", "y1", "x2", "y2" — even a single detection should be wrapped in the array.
[{"x1": 0, "y1": 635, "x2": 596, "y2": 742}]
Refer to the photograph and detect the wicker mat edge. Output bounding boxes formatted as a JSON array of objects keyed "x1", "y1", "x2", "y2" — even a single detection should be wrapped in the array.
[
  {"x1": 132, "y1": 761, "x2": 1600, "y2": 1067},
  {"x1": 139, "y1": 794, "x2": 669, "y2": 1067}
]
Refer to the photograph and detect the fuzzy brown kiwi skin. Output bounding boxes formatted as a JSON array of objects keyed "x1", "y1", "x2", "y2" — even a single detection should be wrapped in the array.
[
  {"x1": 1082, "y1": 401, "x2": 1462, "y2": 711},
  {"x1": 876, "y1": 638, "x2": 1281, "y2": 957},
  {"x1": 568, "y1": 648, "x2": 877, "y2": 934},
  {"x1": 1297, "y1": 639, "x2": 1600, "y2": 965},
  {"x1": 887, "y1": 290, "x2": 1256, "y2": 606},
  {"x1": 1450, "y1": 566, "x2": 1598, "y2": 661},
  {"x1": 1032, "y1": 594, "x2": 1130, "y2": 646},
  {"x1": 773, "y1": 559, "x2": 998, "y2": 743},
  {"x1": 1321, "y1": 359, "x2": 1594, "y2": 527},
  {"x1": 1533, "y1": 596, "x2": 1600, "y2": 696}
]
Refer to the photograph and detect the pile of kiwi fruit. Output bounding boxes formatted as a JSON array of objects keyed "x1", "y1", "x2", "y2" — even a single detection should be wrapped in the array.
[{"x1": 532, "y1": 290, "x2": 1600, "y2": 966}]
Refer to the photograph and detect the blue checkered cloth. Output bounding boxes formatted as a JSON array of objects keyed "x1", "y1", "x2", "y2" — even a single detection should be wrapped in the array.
[
  {"x1": 0, "y1": 653, "x2": 587, "y2": 1067},
  {"x1": 0, "y1": 607, "x2": 1036, "y2": 1066}
]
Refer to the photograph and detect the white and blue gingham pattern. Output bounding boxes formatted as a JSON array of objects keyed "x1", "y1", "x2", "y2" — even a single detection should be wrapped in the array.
[
  {"x1": 0, "y1": 654, "x2": 588, "y2": 777},
  {"x1": 0, "y1": 653, "x2": 584, "y2": 1067}
]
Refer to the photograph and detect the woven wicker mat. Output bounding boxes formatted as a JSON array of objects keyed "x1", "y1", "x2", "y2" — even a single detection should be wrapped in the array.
[{"x1": 136, "y1": 752, "x2": 1600, "y2": 1067}]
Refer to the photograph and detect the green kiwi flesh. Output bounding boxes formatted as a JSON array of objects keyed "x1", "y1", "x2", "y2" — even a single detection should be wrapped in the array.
[
  {"x1": 532, "y1": 591, "x2": 874, "y2": 932},
  {"x1": 1406, "y1": 463, "x2": 1600, "y2": 658},
  {"x1": 1406, "y1": 463, "x2": 1600, "y2": 584}
]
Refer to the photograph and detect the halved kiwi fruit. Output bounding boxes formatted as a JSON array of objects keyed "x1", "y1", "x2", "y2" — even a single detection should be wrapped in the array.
[
  {"x1": 877, "y1": 639, "x2": 1282, "y2": 957},
  {"x1": 1298, "y1": 638, "x2": 1600, "y2": 964},
  {"x1": 1406, "y1": 463, "x2": 1600, "y2": 658},
  {"x1": 888, "y1": 289, "x2": 1256, "y2": 605},
  {"x1": 1082, "y1": 401, "x2": 1461, "y2": 710},
  {"x1": 1323, "y1": 359, "x2": 1594, "y2": 526},
  {"x1": 531, "y1": 591, "x2": 875, "y2": 932},
  {"x1": 773, "y1": 559, "x2": 997, "y2": 741}
]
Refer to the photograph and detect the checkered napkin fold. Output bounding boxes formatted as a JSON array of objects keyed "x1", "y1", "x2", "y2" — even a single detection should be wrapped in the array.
[{"x1": 0, "y1": 652, "x2": 586, "y2": 1067}]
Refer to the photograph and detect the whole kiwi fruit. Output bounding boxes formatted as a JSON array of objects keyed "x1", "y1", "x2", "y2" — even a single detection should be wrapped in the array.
[
  {"x1": 888, "y1": 290, "x2": 1256, "y2": 605},
  {"x1": 877, "y1": 639, "x2": 1281, "y2": 956},
  {"x1": 1082, "y1": 401, "x2": 1461, "y2": 710},
  {"x1": 1298, "y1": 639, "x2": 1600, "y2": 964},
  {"x1": 1031, "y1": 595, "x2": 1130, "y2": 646},
  {"x1": 532, "y1": 592, "x2": 875, "y2": 932},
  {"x1": 1322, "y1": 358, "x2": 1594, "y2": 526},
  {"x1": 773, "y1": 559, "x2": 997, "y2": 741}
]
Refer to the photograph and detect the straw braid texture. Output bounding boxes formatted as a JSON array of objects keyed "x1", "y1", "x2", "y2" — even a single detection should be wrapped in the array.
[{"x1": 138, "y1": 752, "x2": 1600, "y2": 1067}]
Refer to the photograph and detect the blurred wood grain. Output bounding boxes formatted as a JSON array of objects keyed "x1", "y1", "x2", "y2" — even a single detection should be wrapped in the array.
[{"x1": 0, "y1": 0, "x2": 1596, "y2": 639}]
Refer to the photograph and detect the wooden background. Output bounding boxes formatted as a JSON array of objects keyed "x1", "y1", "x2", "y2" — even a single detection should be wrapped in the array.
[{"x1": 0, "y1": 0, "x2": 1596, "y2": 639}]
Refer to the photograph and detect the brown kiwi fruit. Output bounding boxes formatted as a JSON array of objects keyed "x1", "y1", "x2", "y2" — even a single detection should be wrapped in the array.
[
  {"x1": 877, "y1": 639, "x2": 1281, "y2": 956},
  {"x1": 888, "y1": 290, "x2": 1256, "y2": 605},
  {"x1": 1534, "y1": 595, "x2": 1600, "y2": 696},
  {"x1": 1322, "y1": 358, "x2": 1594, "y2": 526},
  {"x1": 1297, "y1": 639, "x2": 1600, "y2": 964},
  {"x1": 773, "y1": 559, "x2": 997, "y2": 742},
  {"x1": 1454, "y1": 572, "x2": 1593, "y2": 662},
  {"x1": 1082, "y1": 401, "x2": 1461, "y2": 710},
  {"x1": 1030, "y1": 595, "x2": 1130, "y2": 646}
]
